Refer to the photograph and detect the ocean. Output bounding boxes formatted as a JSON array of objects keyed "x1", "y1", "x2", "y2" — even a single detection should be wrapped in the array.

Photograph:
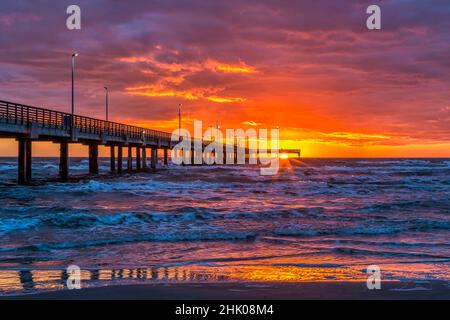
[{"x1": 0, "y1": 157, "x2": 449, "y2": 295}]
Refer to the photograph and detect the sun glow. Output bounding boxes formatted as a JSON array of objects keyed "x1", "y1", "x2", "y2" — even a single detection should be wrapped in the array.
[{"x1": 280, "y1": 153, "x2": 289, "y2": 159}]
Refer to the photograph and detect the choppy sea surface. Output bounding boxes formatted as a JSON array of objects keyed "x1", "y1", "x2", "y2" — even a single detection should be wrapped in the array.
[{"x1": 0, "y1": 157, "x2": 449, "y2": 295}]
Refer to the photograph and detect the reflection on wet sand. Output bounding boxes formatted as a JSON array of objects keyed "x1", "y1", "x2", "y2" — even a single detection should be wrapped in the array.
[
  {"x1": 0, "y1": 263, "x2": 373, "y2": 295},
  {"x1": 0, "y1": 266, "x2": 232, "y2": 294},
  {"x1": 6, "y1": 260, "x2": 446, "y2": 295}
]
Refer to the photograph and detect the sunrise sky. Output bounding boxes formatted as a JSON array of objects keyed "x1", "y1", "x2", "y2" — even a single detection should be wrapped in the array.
[{"x1": 1, "y1": 0, "x2": 449, "y2": 157}]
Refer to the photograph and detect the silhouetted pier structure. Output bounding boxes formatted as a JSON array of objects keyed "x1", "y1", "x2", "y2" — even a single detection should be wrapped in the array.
[
  {"x1": 0, "y1": 100, "x2": 183, "y2": 184},
  {"x1": 0, "y1": 100, "x2": 282, "y2": 184}
]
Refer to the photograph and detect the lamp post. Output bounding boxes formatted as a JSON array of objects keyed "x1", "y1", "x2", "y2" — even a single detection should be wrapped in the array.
[
  {"x1": 71, "y1": 53, "x2": 78, "y2": 128},
  {"x1": 178, "y1": 103, "x2": 182, "y2": 141},
  {"x1": 104, "y1": 86, "x2": 109, "y2": 121}
]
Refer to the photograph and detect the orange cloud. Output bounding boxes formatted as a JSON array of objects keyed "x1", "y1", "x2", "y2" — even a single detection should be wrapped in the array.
[
  {"x1": 205, "y1": 59, "x2": 256, "y2": 74},
  {"x1": 125, "y1": 85, "x2": 246, "y2": 103},
  {"x1": 118, "y1": 55, "x2": 256, "y2": 74},
  {"x1": 120, "y1": 53, "x2": 253, "y2": 103},
  {"x1": 206, "y1": 96, "x2": 246, "y2": 103},
  {"x1": 242, "y1": 121, "x2": 261, "y2": 126}
]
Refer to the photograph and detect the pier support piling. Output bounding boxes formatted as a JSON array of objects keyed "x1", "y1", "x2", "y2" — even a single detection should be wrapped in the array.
[
  {"x1": 110, "y1": 146, "x2": 116, "y2": 173},
  {"x1": 136, "y1": 147, "x2": 141, "y2": 171},
  {"x1": 142, "y1": 147, "x2": 147, "y2": 169},
  {"x1": 26, "y1": 140, "x2": 32, "y2": 181},
  {"x1": 17, "y1": 138, "x2": 31, "y2": 184},
  {"x1": 151, "y1": 147, "x2": 157, "y2": 170},
  {"x1": 88, "y1": 143, "x2": 99, "y2": 174},
  {"x1": 163, "y1": 147, "x2": 168, "y2": 165},
  {"x1": 127, "y1": 146, "x2": 132, "y2": 171},
  {"x1": 117, "y1": 146, "x2": 123, "y2": 174},
  {"x1": 59, "y1": 141, "x2": 69, "y2": 180}
]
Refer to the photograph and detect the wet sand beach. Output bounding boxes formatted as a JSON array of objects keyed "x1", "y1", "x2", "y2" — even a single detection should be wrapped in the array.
[{"x1": 4, "y1": 280, "x2": 449, "y2": 300}]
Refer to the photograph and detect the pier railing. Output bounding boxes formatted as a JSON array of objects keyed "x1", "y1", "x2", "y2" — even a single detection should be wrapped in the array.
[{"x1": 0, "y1": 100, "x2": 173, "y2": 143}]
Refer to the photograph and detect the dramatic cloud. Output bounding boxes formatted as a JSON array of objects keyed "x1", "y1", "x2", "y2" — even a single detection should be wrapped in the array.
[{"x1": 0, "y1": 0, "x2": 449, "y2": 156}]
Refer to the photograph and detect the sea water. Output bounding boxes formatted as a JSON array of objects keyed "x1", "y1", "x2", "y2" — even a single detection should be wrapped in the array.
[{"x1": 0, "y1": 157, "x2": 449, "y2": 294}]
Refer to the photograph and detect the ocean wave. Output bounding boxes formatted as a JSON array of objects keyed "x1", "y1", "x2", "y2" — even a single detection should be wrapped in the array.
[
  {"x1": 332, "y1": 247, "x2": 449, "y2": 259},
  {"x1": 273, "y1": 228, "x2": 321, "y2": 236},
  {"x1": 0, "y1": 212, "x2": 154, "y2": 233},
  {"x1": 339, "y1": 225, "x2": 406, "y2": 235},
  {"x1": 361, "y1": 200, "x2": 445, "y2": 212},
  {"x1": 0, "y1": 164, "x2": 17, "y2": 171},
  {"x1": 407, "y1": 218, "x2": 450, "y2": 231},
  {"x1": 0, "y1": 211, "x2": 179, "y2": 231},
  {"x1": 272, "y1": 262, "x2": 344, "y2": 268},
  {"x1": 42, "y1": 164, "x2": 59, "y2": 170},
  {"x1": 59, "y1": 178, "x2": 216, "y2": 193},
  {"x1": 0, "y1": 218, "x2": 41, "y2": 234},
  {"x1": 13, "y1": 231, "x2": 258, "y2": 252},
  {"x1": 353, "y1": 159, "x2": 438, "y2": 166},
  {"x1": 2, "y1": 209, "x2": 449, "y2": 240},
  {"x1": 273, "y1": 225, "x2": 405, "y2": 237},
  {"x1": 273, "y1": 219, "x2": 450, "y2": 238},
  {"x1": 0, "y1": 206, "x2": 331, "y2": 234},
  {"x1": 297, "y1": 238, "x2": 450, "y2": 248}
]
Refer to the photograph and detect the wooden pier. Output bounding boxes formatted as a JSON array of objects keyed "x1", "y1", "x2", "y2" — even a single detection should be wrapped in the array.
[
  {"x1": 0, "y1": 100, "x2": 176, "y2": 184},
  {"x1": 0, "y1": 100, "x2": 299, "y2": 184}
]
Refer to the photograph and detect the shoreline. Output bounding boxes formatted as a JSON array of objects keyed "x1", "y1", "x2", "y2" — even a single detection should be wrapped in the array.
[{"x1": 3, "y1": 280, "x2": 449, "y2": 300}]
